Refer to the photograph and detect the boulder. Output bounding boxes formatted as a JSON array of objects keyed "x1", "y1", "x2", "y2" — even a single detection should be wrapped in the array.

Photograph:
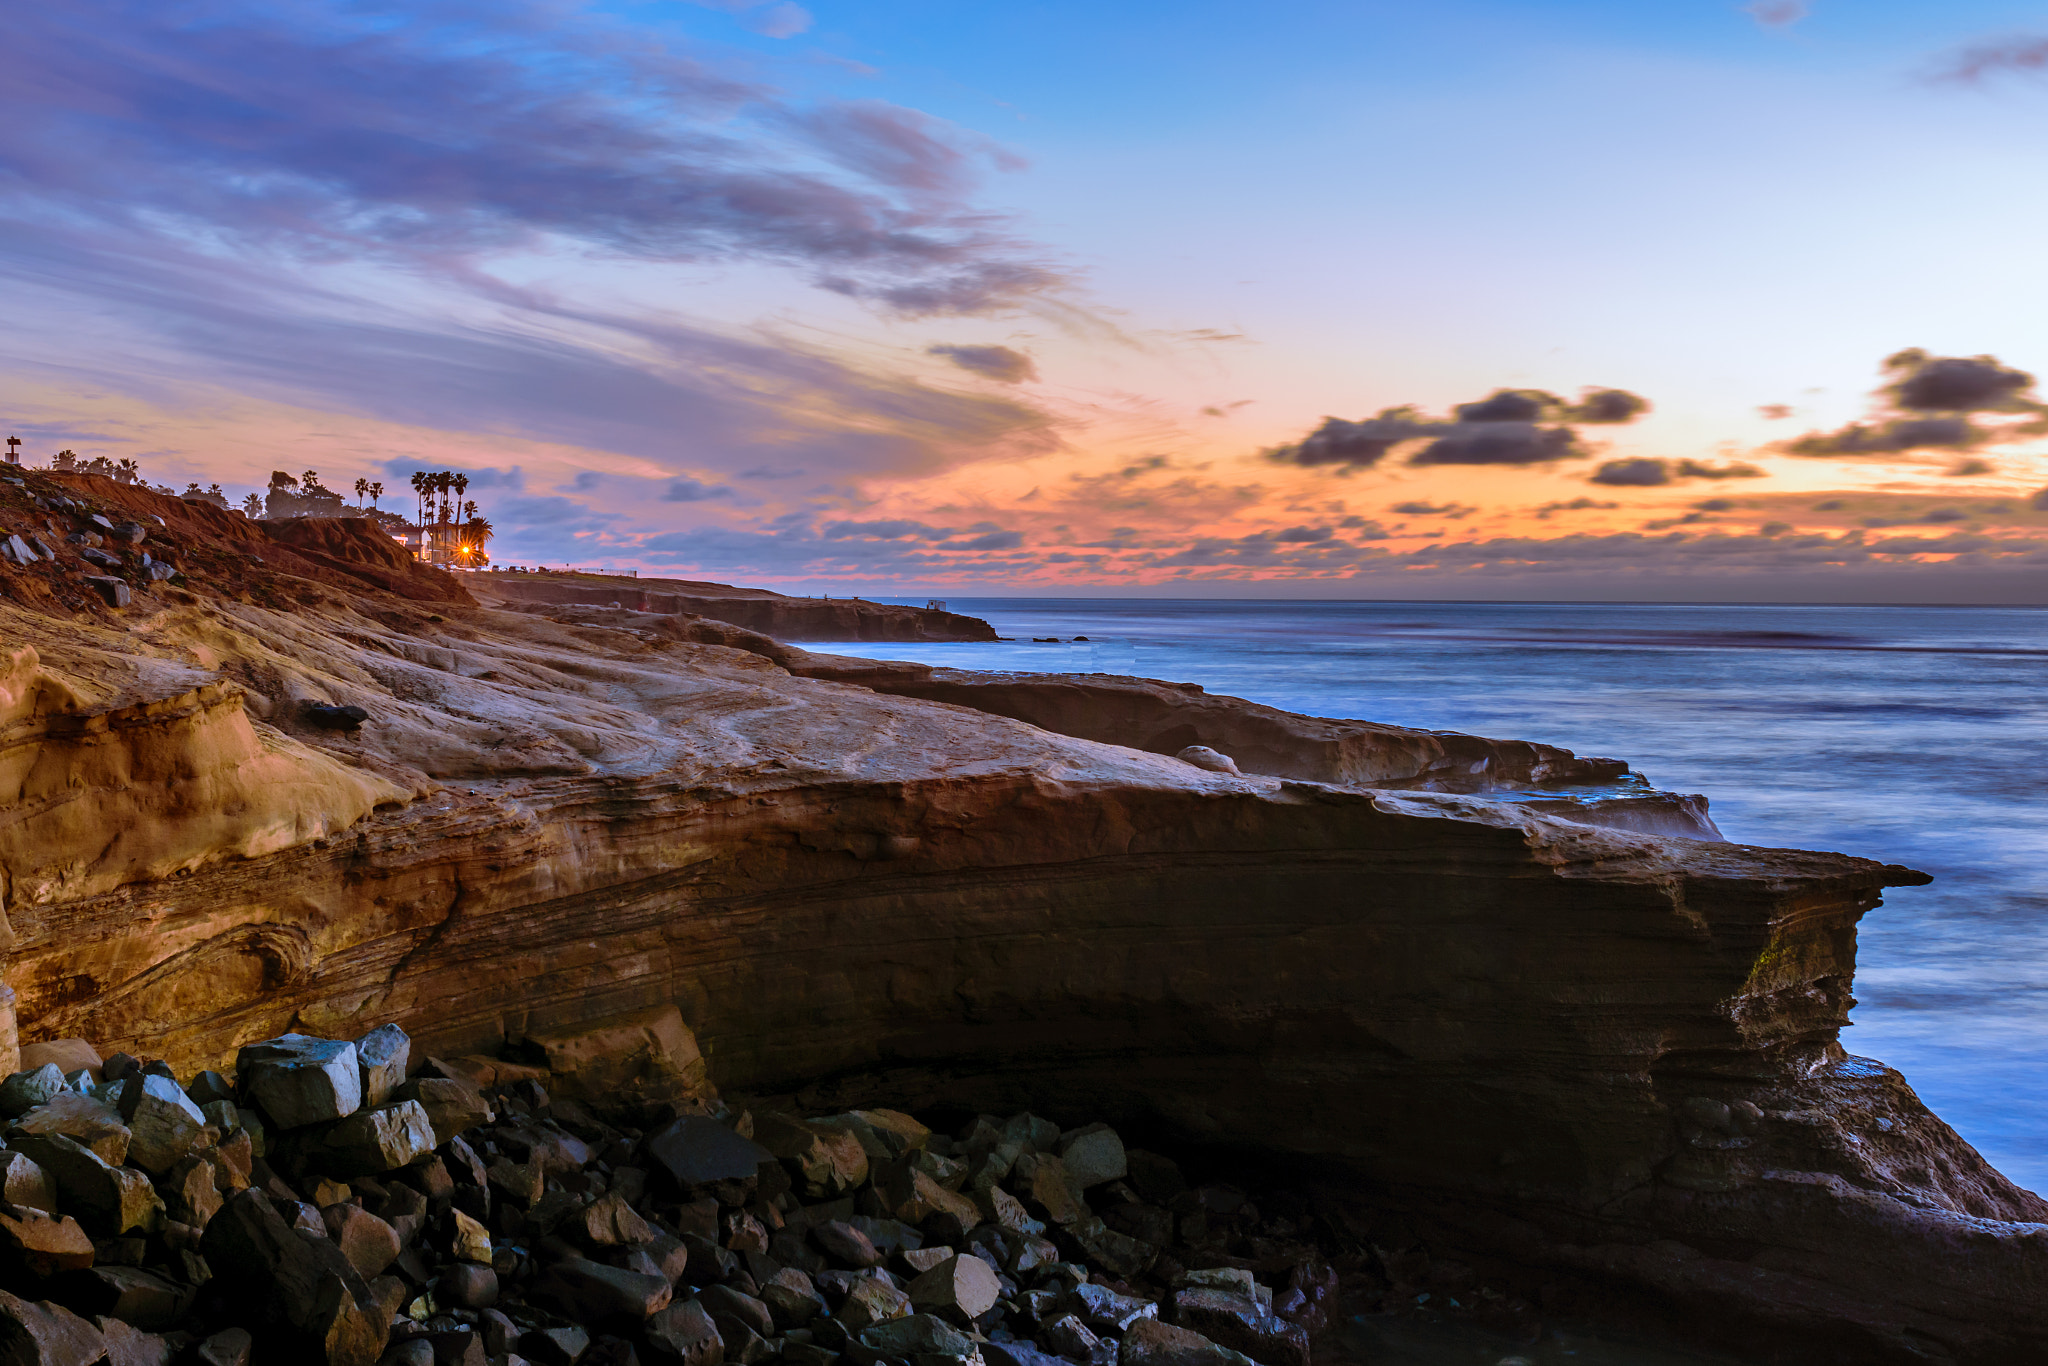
[
  {"x1": 116, "y1": 1075, "x2": 206, "y2": 1174},
  {"x1": 192, "y1": 1327, "x2": 254, "y2": 1366},
  {"x1": 158, "y1": 1157, "x2": 222, "y2": 1229},
  {"x1": 439, "y1": 1262, "x2": 498, "y2": 1310},
  {"x1": 647, "y1": 1300, "x2": 724, "y2": 1366},
  {"x1": 758, "y1": 1269, "x2": 825, "y2": 1331},
  {"x1": 17, "y1": 1042, "x2": 102, "y2": 1084},
  {"x1": 1071, "y1": 1284, "x2": 1158, "y2": 1333},
  {"x1": 1176, "y1": 745, "x2": 1241, "y2": 775},
  {"x1": 1170, "y1": 1289, "x2": 1308, "y2": 1366},
  {"x1": 531, "y1": 1256, "x2": 673, "y2": 1324},
  {"x1": 0, "y1": 1289, "x2": 106, "y2": 1364},
  {"x1": 0, "y1": 1152, "x2": 58, "y2": 1214},
  {"x1": 697, "y1": 1284, "x2": 775, "y2": 1339},
  {"x1": 1064, "y1": 1216, "x2": 1157, "y2": 1281},
  {"x1": 575, "y1": 1191, "x2": 654, "y2": 1248},
  {"x1": 81, "y1": 576, "x2": 131, "y2": 608},
  {"x1": 235, "y1": 1035, "x2": 361, "y2": 1130},
  {"x1": 320, "y1": 1205, "x2": 400, "y2": 1280},
  {"x1": 834, "y1": 1276, "x2": 911, "y2": 1332},
  {"x1": 304, "y1": 1101, "x2": 434, "y2": 1175},
  {"x1": 451, "y1": 1208, "x2": 492, "y2": 1264},
  {"x1": 645, "y1": 1115, "x2": 772, "y2": 1200},
  {"x1": 351, "y1": 1025, "x2": 409, "y2": 1108},
  {"x1": 1009, "y1": 1153, "x2": 1084, "y2": 1226},
  {"x1": 387, "y1": 1077, "x2": 490, "y2": 1147},
  {"x1": 1118, "y1": 1320, "x2": 1260, "y2": 1366},
  {"x1": 0, "y1": 1066, "x2": 67, "y2": 1120},
  {"x1": 0, "y1": 1204, "x2": 94, "y2": 1276},
  {"x1": 754, "y1": 1115, "x2": 868, "y2": 1199},
  {"x1": 907, "y1": 1253, "x2": 1002, "y2": 1322},
  {"x1": 516, "y1": 1005, "x2": 713, "y2": 1115},
  {"x1": 811, "y1": 1219, "x2": 882, "y2": 1269},
  {"x1": 95, "y1": 1317, "x2": 172, "y2": 1366},
  {"x1": 874, "y1": 1159, "x2": 981, "y2": 1234},
  {"x1": 10, "y1": 1134, "x2": 161, "y2": 1237},
  {"x1": 198, "y1": 1189, "x2": 388, "y2": 1366},
  {"x1": 858, "y1": 1312, "x2": 976, "y2": 1360},
  {"x1": 1056, "y1": 1124, "x2": 1127, "y2": 1189},
  {"x1": 8, "y1": 1092, "x2": 131, "y2": 1165},
  {"x1": 47, "y1": 1265, "x2": 187, "y2": 1332}
]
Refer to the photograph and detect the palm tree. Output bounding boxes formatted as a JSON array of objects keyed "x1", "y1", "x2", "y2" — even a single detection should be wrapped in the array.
[
  {"x1": 409, "y1": 472, "x2": 429, "y2": 551},
  {"x1": 459, "y1": 514, "x2": 495, "y2": 567},
  {"x1": 241, "y1": 492, "x2": 262, "y2": 518},
  {"x1": 114, "y1": 457, "x2": 140, "y2": 485},
  {"x1": 368, "y1": 481, "x2": 383, "y2": 510},
  {"x1": 354, "y1": 477, "x2": 369, "y2": 509}
]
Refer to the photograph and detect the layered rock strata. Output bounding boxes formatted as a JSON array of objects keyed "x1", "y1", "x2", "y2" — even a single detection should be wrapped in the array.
[
  {"x1": 475, "y1": 573, "x2": 997, "y2": 642},
  {"x1": 0, "y1": 476, "x2": 2037, "y2": 1362}
]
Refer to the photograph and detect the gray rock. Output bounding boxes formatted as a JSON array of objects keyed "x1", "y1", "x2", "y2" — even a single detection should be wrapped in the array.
[
  {"x1": 1170, "y1": 1289, "x2": 1308, "y2": 1366},
  {"x1": 1118, "y1": 1321, "x2": 1260, "y2": 1366},
  {"x1": 1056, "y1": 1124, "x2": 1127, "y2": 1189},
  {"x1": 81, "y1": 575, "x2": 131, "y2": 607},
  {"x1": 95, "y1": 1315, "x2": 173, "y2": 1366},
  {"x1": 907, "y1": 1254, "x2": 1002, "y2": 1322},
  {"x1": 1043, "y1": 1314, "x2": 1101, "y2": 1359},
  {"x1": 859, "y1": 1313, "x2": 976, "y2": 1359},
  {"x1": 1071, "y1": 1285, "x2": 1158, "y2": 1333},
  {"x1": 10, "y1": 1132, "x2": 162, "y2": 1237},
  {"x1": 0, "y1": 535, "x2": 37, "y2": 566},
  {"x1": 236, "y1": 1035, "x2": 362, "y2": 1130},
  {"x1": 812, "y1": 1219, "x2": 882, "y2": 1269},
  {"x1": 351, "y1": 1026, "x2": 409, "y2": 1108},
  {"x1": 0, "y1": 1151, "x2": 57, "y2": 1214},
  {"x1": 439, "y1": 1261, "x2": 499, "y2": 1310},
  {"x1": 117, "y1": 1074, "x2": 207, "y2": 1174},
  {"x1": 0, "y1": 1066, "x2": 67, "y2": 1120},
  {"x1": 193, "y1": 1325, "x2": 254, "y2": 1366},
  {"x1": 146, "y1": 563, "x2": 176, "y2": 582},
  {"x1": 309, "y1": 1101, "x2": 434, "y2": 1176},
  {"x1": 79, "y1": 546, "x2": 122, "y2": 570},
  {"x1": 647, "y1": 1300, "x2": 725, "y2": 1366},
  {"x1": 111, "y1": 522, "x2": 147, "y2": 545},
  {"x1": 532, "y1": 1255, "x2": 673, "y2": 1323},
  {"x1": 646, "y1": 1115, "x2": 773, "y2": 1195},
  {"x1": 0, "y1": 1288, "x2": 106, "y2": 1364},
  {"x1": 699, "y1": 1284, "x2": 776, "y2": 1339},
  {"x1": 388, "y1": 1077, "x2": 490, "y2": 1147},
  {"x1": 187, "y1": 1071, "x2": 233, "y2": 1109}
]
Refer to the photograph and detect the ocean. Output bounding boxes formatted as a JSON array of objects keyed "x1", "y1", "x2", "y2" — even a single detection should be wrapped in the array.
[{"x1": 819, "y1": 598, "x2": 2048, "y2": 1202}]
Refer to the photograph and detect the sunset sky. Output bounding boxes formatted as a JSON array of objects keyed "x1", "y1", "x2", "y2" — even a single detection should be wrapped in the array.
[{"x1": 7, "y1": 0, "x2": 2048, "y2": 598}]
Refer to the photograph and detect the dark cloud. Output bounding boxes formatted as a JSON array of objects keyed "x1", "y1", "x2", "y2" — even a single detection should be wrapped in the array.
[
  {"x1": 822, "y1": 519, "x2": 952, "y2": 540},
  {"x1": 1677, "y1": 459, "x2": 1766, "y2": 479},
  {"x1": 664, "y1": 477, "x2": 737, "y2": 502},
  {"x1": 1948, "y1": 458, "x2": 1995, "y2": 477},
  {"x1": 1785, "y1": 415, "x2": 1978, "y2": 456},
  {"x1": 1410, "y1": 424, "x2": 1584, "y2": 466},
  {"x1": 1883, "y1": 349, "x2": 2036, "y2": 412},
  {"x1": 1388, "y1": 501, "x2": 1474, "y2": 518},
  {"x1": 1785, "y1": 351, "x2": 2043, "y2": 460},
  {"x1": 1453, "y1": 389, "x2": 1558, "y2": 423},
  {"x1": 1590, "y1": 458, "x2": 1670, "y2": 487},
  {"x1": 1264, "y1": 412, "x2": 1432, "y2": 469},
  {"x1": 1696, "y1": 499, "x2": 1735, "y2": 512},
  {"x1": 1868, "y1": 534, "x2": 1995, "y2": 556},
  {"x1": 1274, "y1": 525, "x2": 1334, "y2": 542},
  {"x1": 1565, "y1": 389, "x2": 1652, "y2": 423},
  {"x1": 1267, "y1": 384, "x2": 1647, "y2": 471},
  {"x1": 927, "y1": 344, "x2": 1038, "y2": 383}
]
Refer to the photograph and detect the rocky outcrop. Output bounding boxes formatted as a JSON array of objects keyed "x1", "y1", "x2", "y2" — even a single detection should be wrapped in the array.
[
  {"x1": 0, "y1": 468, "x2": 2035, "y2": 1361},
  {"x1": 475, "y1": 572, "x2": 997, "y2": 642}
]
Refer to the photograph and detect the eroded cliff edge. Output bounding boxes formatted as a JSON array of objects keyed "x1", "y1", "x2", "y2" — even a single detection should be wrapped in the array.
[{"x1": 1, "y1": 476, "x2": 2040, "y2": 1363}]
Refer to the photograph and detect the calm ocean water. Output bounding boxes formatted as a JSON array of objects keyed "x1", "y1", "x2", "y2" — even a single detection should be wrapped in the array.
[{"x1": 821, "y1": 599, "x2": 2048, "y2": 1198}]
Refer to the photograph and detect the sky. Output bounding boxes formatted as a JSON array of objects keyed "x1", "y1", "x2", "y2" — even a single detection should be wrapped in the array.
[{"x1": 7, "y1": 0, "x2": 2048, "y2": 600}]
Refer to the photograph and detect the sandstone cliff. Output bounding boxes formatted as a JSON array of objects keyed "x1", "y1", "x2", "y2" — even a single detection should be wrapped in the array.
[{"x1": 0, "y1": 474, "x2": 2039, "y2": 1362}]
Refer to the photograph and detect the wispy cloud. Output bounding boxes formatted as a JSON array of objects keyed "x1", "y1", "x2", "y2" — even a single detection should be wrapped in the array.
[{"x1": 1743, "y1": 1, "x2": 1809, "y2": 31}]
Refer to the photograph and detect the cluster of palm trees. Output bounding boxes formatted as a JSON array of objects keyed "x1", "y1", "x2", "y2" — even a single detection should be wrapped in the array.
[{"x1": 407, "y1": 470, "x2": 495, "y2": 567}]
